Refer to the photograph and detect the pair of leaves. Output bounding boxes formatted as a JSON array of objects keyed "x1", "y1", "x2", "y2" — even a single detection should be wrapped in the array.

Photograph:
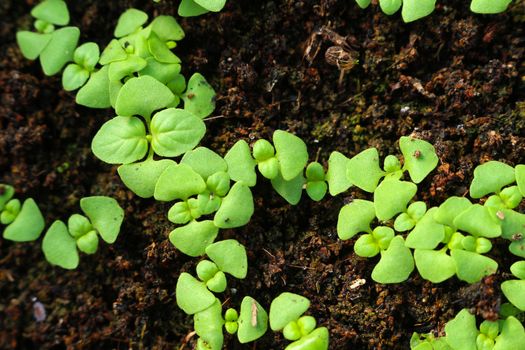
[
  {"x1": 92, "y1": 108, "x2": 205, "y2": 164},
  {"x1": 62, "y1": 42, "x2": 100, "y2": 91},
  {"x1": 42, "y1": 197, "x2": 124, "y2": 269}
]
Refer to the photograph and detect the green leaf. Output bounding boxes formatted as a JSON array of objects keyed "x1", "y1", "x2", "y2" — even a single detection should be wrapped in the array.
[
  {"x1": 470, "y1": 161, "x2": 516, "y2": 198},
  {"x1": 178, "y1": 0, "x2": 209, "y2": 17},
  {"x1": 148, "y1": 32, "x2": 181, "y2": 64},
  {"x1": 445, "y1": 309, "x2": 479, "y2": 350},
  {"x1": 169, "y1": 220, "x2": 218, "y2": 257},
  {"x1": 114, "y1": 9, "x2": 148, "y2": 38},
  {"x1": 181, "y1": 147, "x2": 227, "y2": 180},
  {"x1": 337, "y1": 199, "x2": 375, "y2": 240},
  {"x1": 91, "y1": 116, "x2": 148, "y2": 164},
  {"x1": 379, "y1": 0, "x2": 402, "y2": 15},
  {"x1": 371, "y1": 236, "x2": 414, "y2": 283},
  {"x1": 273, "y1": 130, "x2": 309, "y2": 181},
  {"x1": 269, "y1": 293, "x2": 310, "y2": 331},
  {"x1": 40, "y1": 27, "x2": 80, "y2": 75},
  {"x1": 76, "y1": 65, "x2": 111, "y2": 108},
  {"x1": 73, "y1": 42, "x2": 99, "y2": 70},
  {"x1": 271, "y1": 172, "x2": 305, "y2": 205},
  {"x1": 31, "y1": 0, "x2": 69, "y2": 26},
  {"x1": 453, "y1": 204, "x2": 502, "y2": 238},
  {"x1": 154, "y1": 163, "x2": 207, "y2": 201},
  {"x1": 433, "y1": 197, "x2": 472, "y2": 228},
  {"x1": 497, "y1": 209, "x2": 525, "y2": 239},
  {"x1": 99, "y1": 39, "x2": 127, "y2": 65},
  {"x1": 284, "y1": 327, "x2": 329, "y2": 350},
  {"x1": 470, "y1": 0, "x2": 512, "y2": 14},
  {"x1": 510, "y1": 261, "x2": 525, "y2": 280},
  {"x1": 374, "y1": 179, "x2": 417, "y2": 221},
  {"x1": 76, "y1": 230, "x2": 99, "y2": 254},
  {"x1": 80, "y1": 196, "x2": 124, "y2": 244},
  {"x1": 451, "y1": 249, "x2": 498, "y2": 283},
  {"x1": 16, "y1": 31, "x2": 52, "y2": 60},
  {"x1": 139, "y1": 58, "x2": 181, "y2": 84},
  {"x1": 306, "y1": 181, "x2": 327, "y2": 202},
  {"x1": 354, "y1": 234, "x2": 380, "y2": 257},
  {"x1": 510, "y1": 240, "x2": 525, "y2": 258},
  {"x1": 401, "y1": 0, "x2": 436, "y2": 22},
  {"x1": 405, "y1": 208, "x2": 444, "y2": 249},
  {"x1": 502, "y1": 280, "x2": 525, "y2": 311},
  {"x1": 399, "y1": 137, "x2": 439, "y2": 183},
  {"x1": 326, "y1": 151, "x2": 352, "y2": 196},
  {"x1": 182, "y1": 73, "x2": 216, "y2": 118},
  {"x1": 213, "y1": 183, "x2": 254, "y2": 228},
  {"x1": 0, "y1": 185, "x2": 15, "y2": 212},
  {"x1": 347, "y1": 148, "x2": 385, "y2": 192},
  {"x1": 206, "y1": 173, "x2": 230, "y2": 197},
  {"x1": 150, "y1": 108, "x2": 206, "y2": 157},
  {"x1": 42, "y1": 220, "x2": 79, "y2": 270},
  {"x1": 68, "y1": 214, "x2": 92, "y2": 239},
  {"x1": 118, "y1": 158, "x2": 175, "y2": 198},
  {"x1": 194, "y1": 299, "x2": 224, "y2": 350},
  {"x1": 62, "y1": 64, "x2": 89, "y2": 91},
  {"x1": 150, "y1": 15, "x2": 185, "y2": 41},
  {"x1": 115, "y1": 76, "x2": 175, "y2": 118},
  {"x1": 3, "y1": 199, "x2": 45, "y2": 242},
  {"x1": 224, "y1": 140, "x2": 257, "y2": 187},
  {"x1": 414, "y1": 249, "x2": 456, "y2": 283},
  {"x1": 355, "y1": 0, "x2": 371, "y2": 9},
  {"x1": 494, "y1": 316, "x2": 525, "y2": 349},
  {"x1": 194, "y1": 0, "x2": 227, "y2": 12},
  {"x1": 205, "y1": 239, "x2": 247, "y2": 278},
  {"x1": 176, "y1": 272, "x2": 216, "y2": 315},
  {"x1": 108, "y1": 56, "x2": 147, "y2": 82},
  {"x1": 237, "y1": 297, "x2": 268, "y2": 344},
  {"x1": 516, "y1": 165, "x2": 525, "y2": 197}
]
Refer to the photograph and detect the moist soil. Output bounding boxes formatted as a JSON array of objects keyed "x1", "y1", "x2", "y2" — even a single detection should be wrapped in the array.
[{"x1": 1, "y1": 0, "x2": 524, "y2": 349}]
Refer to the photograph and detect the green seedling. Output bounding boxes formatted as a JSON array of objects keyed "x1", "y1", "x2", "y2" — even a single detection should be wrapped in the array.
[
  {"x1": 470, "y1": 161, "x2": 516, "y2": 198},
  {"x1": 445, "y1": 309, "x2": 525, "y2": 350},
  {"x1": 410, "y1": 332, "x2": 451, "y2": 350},
  {"x1": 42, "y1": 196, "x2": 124, "y2": 269},
  {"x1": 224, "y1": 140, "x2": 257, "y2": 187},
  {"x1": 501, "y1": 261, "x2": 525, "y2": 311},
  {"x1": 237, "y1": 296, "x2": 268, "y2": 343},
  {"x1": 354, "y1": 226, "x2": 394, "y2": 257},
  {"x1": 224, "y1": 308, "x2": 239, "y2": 334},
  {"x1": 372, "y1": 236, "x2": 414, "y2": 283},
  {"x1": 62, "y1": 42, "x2": 100, "y2": 91},
  {"x1": 17, "y1": 0, "x2": 80, "y2": 75},
  {"x1": 305, "y1": 162, "x2": 327, "y2": 201},
  {"x1": 1, "y1": 195, "x2": 45, "y2": 242},
  {"x1": 178, "y1": 0, "x2": 227, "y2": 17}
]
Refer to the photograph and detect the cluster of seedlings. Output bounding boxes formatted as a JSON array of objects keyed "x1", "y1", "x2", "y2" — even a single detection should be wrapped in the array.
[{"x1": 9, "y1": 0, "x2": 525, "y2": 349}]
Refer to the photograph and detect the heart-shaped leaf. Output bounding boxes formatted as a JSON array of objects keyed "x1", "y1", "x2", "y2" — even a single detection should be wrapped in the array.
[
  {"x1": 31, "y1": 0, "x2": 69, "y2": 25},
  {"x1": 115, "y1": 76, "x2": 175, "y2": 118},
  {"x1": 271, "y1": 172, "x2": 305, "y2": 205},
  {"x1": 494, "y1": 316, "x2": 525, "y2": 350},
  {"x1": 62, "y1": 63, "x2": 89, "y2": 91},
  {"x1": 40, "y1": 27, "x2": 80, "y2": 76},
  {"x1": 181, "y1": 147, "x2": 227, "y2": 180},
  {"x1": 445, "y1": 309, "x2": 479, "y2": 350},
  {"x1": 379, "y1": 0, "x2": 402, "y2": 15},
  {"x1": 371, "y1": 236, "x2": 414, "y2": 284},
  {"x1": 347, "y1": 148, "x2": 385, "y2": 192},
  {"x1": 453, "y1": 204, "x2": 502, "y2": 238},
  {"x1": 374, "y1": 179, "x2": 417, "y2": 221},
  {"x1": 154, "y1": 163, "x2": 206, "y2": 201},
  {"x1": 99, "y1": 39, "x2": 127, "y2": 65},
  {"x1": 269, "y1": 292, "x2": 310, "y2": 331},
  {"x1": 42, "y1": 220, "x2": 79, "y2": 270},
  {"x1": 405, "y1": 208, "x2": 444, "y2": 249},
  {"x1": 118, "y1": 158, "x2": 176, "y2": 198},
  {"x1": 401, "y1": 0, "x2": 436, "y2": 22},
  {"x1": 114, "y1": 8, "x2": 148, "y2": 38},
  {"x1": 237, "y1": 297, "x2": 268, "y2": 344},
  {"x1": 16, "y1": 31, "x2": 52, "y2": 60},
  {"x1": 169, "y1": 220, "x2": 218, "y2": 257},
  {"x1": 205, "y1": 239, "x2": 247, "y2": 279},
  {"x1": 150, "y1": 108, "x2": 206, "y2": 157},
  {"x1": 149, "y1": 15, "x2": 185, "y2": 41},
  {"x1": 399, "y1": 137, "x2": 439, "y2": 184},
  {"x1": 3, "y1": 198, "x2": 45, "y2": 242},
  {"x1": 76, "y1": 65, "x2": 111, "y2": 108},
  {"x1": 273, "y1": 130, "x2": 309, "y2": 181},
  {"x1": 176, "y1": 272, "x2": 215, "y2": 315},
  {"x1": 182, "y1": 73, "x2": 216, "y2": 118},
  {"x1": 451, "y1": 249, "x2": 498, "y2": 283},
  {"x1": 337, "y1": 199, "x2": 375, "y2": 240},
  {"x1": 178, "y1": 0, "x2": 209, "y2": 18},
  {"x1": 470, "y1": 0, "x2": 512, "y2": 14},
  {"x1": 414, "y1": 249, "x2": 456, "y2": 283},
  {"x1": 502, "y1": 280, "x2": 525, "y2": 311},
  {"x1": 433, "y1": 196, "x2": 472, "y2": 228},
  {"x1": 194, "y1": 299, "x2": 224, "y2": 350},
  {"x1": 224, "y1": 140, "x2": 257, "y2": 187},
  {"x1": 91, "y1": 116, "x2": 148, "y2": 164},
  {"x1": 470, "y1": 161, "x2": 515, "y2": 198},
  {"x1": 213, "y1": 183, "x2": 254, "y2": 228},
  {"x1": 80, "y1": 196, "x2": 124, "y2": 244}
]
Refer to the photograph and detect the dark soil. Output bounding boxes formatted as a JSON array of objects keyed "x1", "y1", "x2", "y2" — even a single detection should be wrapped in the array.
[{"x1": 1, "y1": 0, "x2": 524, "y2": 349}]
